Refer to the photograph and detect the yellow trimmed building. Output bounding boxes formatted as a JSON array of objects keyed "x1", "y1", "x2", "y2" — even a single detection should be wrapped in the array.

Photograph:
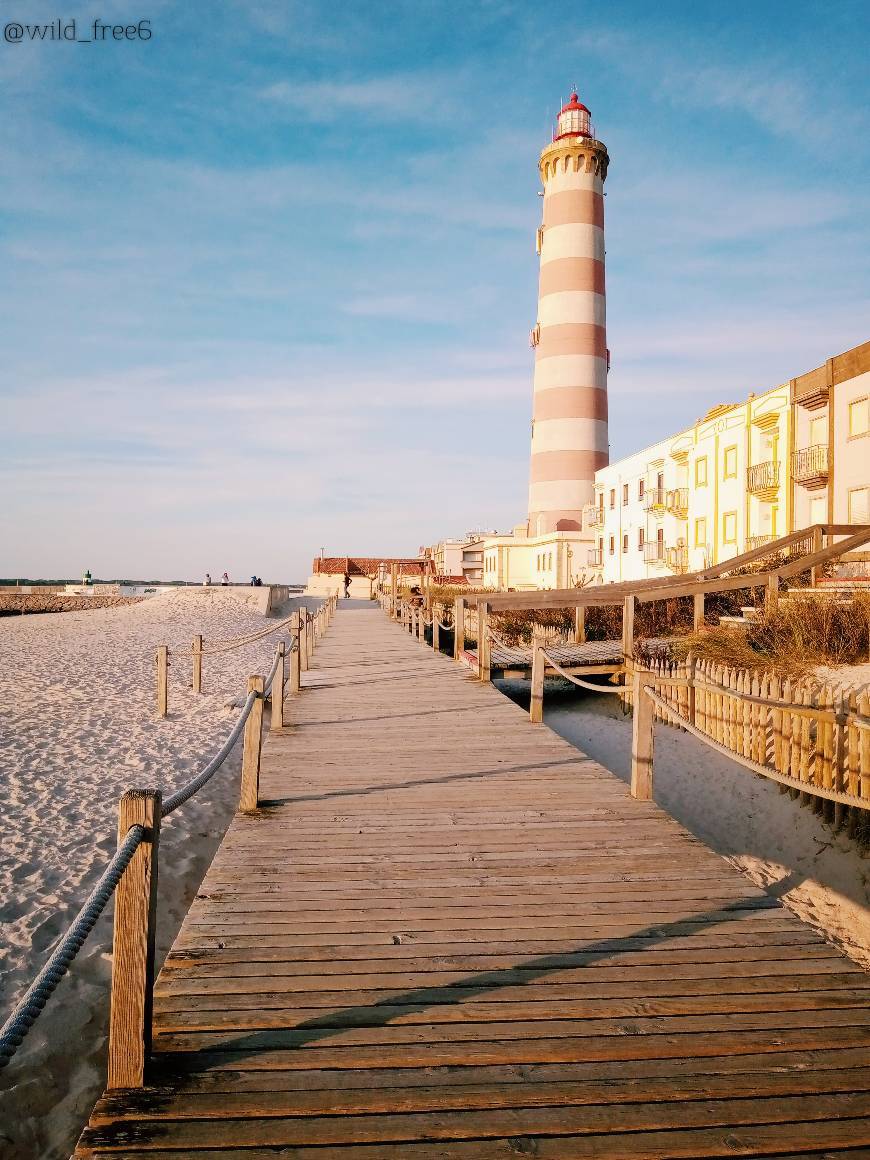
[{"x1": 477, "y1": 338, "x2": 869, "y2": 589}]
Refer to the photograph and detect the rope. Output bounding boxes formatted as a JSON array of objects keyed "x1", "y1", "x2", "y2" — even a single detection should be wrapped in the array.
[
  {"x1": 161, "y1": 690, "x2": 257, "y2": 816},
  {"x1": 262, "y1": 648, "x2": 282, "y2": 697},
  {"x1": 644, "y1": 687, "x2": 868, "y2": 809},
  {"x1": 201, "y1": 599, "x2": 328, "y2": 655},
  {"x1": 541, "y1": 649, "x2": 623, "y2": 693},
  {"x1": 0, "y1": 824, "x2": 145, "y2": 1068}
]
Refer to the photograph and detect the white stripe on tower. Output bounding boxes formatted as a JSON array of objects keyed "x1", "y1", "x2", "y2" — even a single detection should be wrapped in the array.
[{"x1": 528, "y1": 92, "x2": 609, "y2": 535}]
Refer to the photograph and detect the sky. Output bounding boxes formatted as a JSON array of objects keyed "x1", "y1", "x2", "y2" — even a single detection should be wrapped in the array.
[{"x1": 2, "y1": 0, "x2": 869, "y2": 582}]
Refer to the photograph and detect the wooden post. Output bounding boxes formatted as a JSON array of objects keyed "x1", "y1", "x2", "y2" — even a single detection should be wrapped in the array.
[
  {"x1": 810, "y1": 525, "x2": 823, "y2": 588},
  {"x1": 432, "y1": 613, "x2": 440, "y2": 653},
  {"x1": 390, "y1": 563, "x2": 399, "y2": 617},
  {"x1": 631, "y1": 670, "x2": 655, "y2": 800},
  {"x1": 270, "y1": 643, "x2": 286, "y2": 731},
  {"x1": 107, "y1": 789, "x2": 161, "y2": 1090},
  {"x1": 156, "y1": 645, "x2": 168, "y2": 718},
  {"x1": 693, "y1": 592, "x2": 705, "y2": 631},
  {"x1": 766, "y1": 571, "x2": 779, "y2": 610},
  {"x1": 454, "y1": 598, "x2": 466, "y2": 661},
  {"x1": 479, "y1": 602, "x2": 492, "y2": 682},
  {"x1": 622, "y1": 595, "x2": 636, "y2": 659},
  {"x1": 290, "y1": 613, "x2": 301, "y2": 693},
  {"x1": 686, "y1": 651, "x2": 696, "y2": 727},
  {"x1": 530, "y1": 631, "x2": 545, "y2": 724},
  {"x1": 573, "y1": 606, "x2": 586, "y2": 644},
  {"x1": 240, "y1": 676, "x2": 265, "y2": 813},
  {"x1": 301, "y1": 613, "x2": 310, "y2": 671},
  {"x1": 192, "y1": 635, "x2": 203, "y2": 694}
]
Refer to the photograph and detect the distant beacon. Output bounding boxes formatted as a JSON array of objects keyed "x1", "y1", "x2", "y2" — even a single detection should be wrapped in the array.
[{"x1": 527, "y1": 91, "x2": 610, "y2": 534}]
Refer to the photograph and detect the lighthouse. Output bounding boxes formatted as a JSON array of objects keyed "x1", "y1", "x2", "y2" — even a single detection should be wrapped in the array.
[{"x1": 527, "y1": 92, "x2": 610, "y2": 535}]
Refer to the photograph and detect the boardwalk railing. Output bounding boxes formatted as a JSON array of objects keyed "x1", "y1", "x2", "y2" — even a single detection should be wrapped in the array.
[
  {"x1": 0, "y1": 595, "x2": 337, "y2": 1087},
  {"x1": 382, "y1": 588, "x2": 870, "y2": 834},
  {"x1": 630, "y1": 657, "x2": 870, "y2": 830},
  {"x1": 156, "y1": 595, "x2": 338, "y2": 715}
]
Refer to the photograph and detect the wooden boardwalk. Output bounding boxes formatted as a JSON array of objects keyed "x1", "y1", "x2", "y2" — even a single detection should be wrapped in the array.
[{"x1": 75, "y1": 603, "x2": 870, "y2": 1157}]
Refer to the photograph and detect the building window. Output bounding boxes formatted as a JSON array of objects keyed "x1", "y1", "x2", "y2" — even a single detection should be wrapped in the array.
[
  {"x1": 609, "y1": 536, "x2": 615, "y2": 556},
  {"x1": 622, "y1": 533, "x2": 628, "y2": 553},
  {"x1": 723, "y1": 511, "x2": 737, "y2": 544},
  {"x1": 622, "y1": 483, "x2": 629, "y2": 505},
  {"x1": 637, "y1": 527, "x2": 644, "y2": 550},
  {"x1": 609, "y1": 488, "x2": 616, "y2": 509},
  {"x1": 849, "y1": 397, "x2": 869, "y2": 437},
  {"x1": 848, "y1": 487, "x2": 869, "y2": 523},
  {"x1": 638, "y1": 479, "x2": 645, "y2": 500},
  {"x1": 723, "y1": 445, "x2": 737, "y2": 479},
  {"x1": 694, "y1": 517, "x2": 707, "y2": 547},
  {"x1": 809, "y1": 414, "x2": 827, "y2": 445},
  {"x1": 695, "y1": 457, "x2": 708, "y2": 486}
]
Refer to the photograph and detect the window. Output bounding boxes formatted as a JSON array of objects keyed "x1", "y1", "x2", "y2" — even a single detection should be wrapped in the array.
[
  {"x1": 848, "y1": 487, "x2": 869, "y2": 523},
  {"x1": 695, "y1": 457, "x2": 708, "y2": 486},
  {"x1": 638, "y1": 479, "x2": 645, "y2": 500},
  {"x1": 622, "y1": 533, "x2": 628, "y2": 553},
  {"x1": 849, "y1": 397, "x2": 869, "y2": 437},
  {"x1": 723, "y1": 511, "x2": 737, "y2": 544},
  {"x1": 622, "y1": 483, "x2": 629, "y2": 506},
  {"x1": 535, "y1": 225, "x2": 544, "y2": 255},
  {"x1": 694, "y1": 517, "x2": 707, "y2": 547},
  {"x1": 809, "y1": 495, "x2": 827, "y2": 524},
  {"x1": 723, "y1": 445, "x2": 737, "y2": 479},
  {"x1": 809, "y1": 415, "x2": 827, "y2": 445},
  {"x1": 638, "y1": 527, "x2": 644, "y2": 550},
  {"x1": 609, "y1": 535, "x2": 615, "y2": 556},
  {"x1": 609, "y1": 488, "x2": 616, "y2": 509}
]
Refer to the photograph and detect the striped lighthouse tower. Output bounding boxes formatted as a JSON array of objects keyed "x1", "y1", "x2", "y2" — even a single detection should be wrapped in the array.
[{"x1": 528, "y1": 92, "x2": 610, "y2": 535}]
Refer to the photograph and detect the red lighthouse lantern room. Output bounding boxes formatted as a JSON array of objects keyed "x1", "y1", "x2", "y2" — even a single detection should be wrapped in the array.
[{"x1": 554, "y1": 91, "x2": 593, "y2": 140}]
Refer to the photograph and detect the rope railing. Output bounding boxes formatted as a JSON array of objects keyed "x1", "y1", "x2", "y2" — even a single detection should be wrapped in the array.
[
  {"x1": 643, "y1": 686, "x2": 868, "y2": 809},
  {"x1": 0, "y1": 592, "x2": 340, "y2": 1085},
  {"x1": 0, "y1": 824, "x2": 145, "y2": 1069},
  {"x1": 540, "y1": 647, "x2": 623, "y2": 694}
]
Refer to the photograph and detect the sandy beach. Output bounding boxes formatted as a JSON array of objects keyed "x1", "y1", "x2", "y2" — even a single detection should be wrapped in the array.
[{"x1": 0, "y1": 588, "x2": 314, "y2": 1160}]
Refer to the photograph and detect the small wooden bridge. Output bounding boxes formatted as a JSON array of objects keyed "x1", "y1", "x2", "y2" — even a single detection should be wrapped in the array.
[{"x1": 74, "y1": 602, "x2": 870, "y2": 1157}]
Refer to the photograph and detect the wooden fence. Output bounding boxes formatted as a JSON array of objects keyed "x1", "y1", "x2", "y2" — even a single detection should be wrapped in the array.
[{"x1": 636, "y1": 654, "x2": 870, "y2": 832}]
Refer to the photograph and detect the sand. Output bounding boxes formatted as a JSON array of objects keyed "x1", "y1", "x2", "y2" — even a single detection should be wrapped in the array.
[
  {"x1": 498, "y1": 678, "x2": 870, "y2": 970},
  {"x1": 0, "y1": 588, "x2": 318, "y2": 1160}
]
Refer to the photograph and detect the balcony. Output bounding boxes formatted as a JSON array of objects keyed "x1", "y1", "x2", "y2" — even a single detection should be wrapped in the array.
[
  {"x1": 793, "y1": 366, "x2": 829, "y2": 411},
  {"x1": 666, "y1": 545, "x2": 689, "y2": 573},
  {"x1": 666, "y1": 487, "x2": 689, "y2": 517},
  {"x1": 747, "y1": 461, "x2": 780, "y2": 496},
  {"x1": 586, "y1": 506, "x2": 605, "y2": 527},
  {"x1": 643, "y1": 540, "x2": 666, "y2": 565},
  {"x1": 792, "y1": 444, "x2": 829, "y2": 490},
  {"x1": 644, "y1": 487, "x2": 667, "y2": 514},
  {"x1": 587, "y1": 548, "x2": 603, "y2": 568}
]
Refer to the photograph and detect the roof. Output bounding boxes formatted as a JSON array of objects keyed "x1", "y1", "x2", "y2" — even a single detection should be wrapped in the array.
[{"x1": 313, "y1": 557, "x2": 427, "y2": 576}]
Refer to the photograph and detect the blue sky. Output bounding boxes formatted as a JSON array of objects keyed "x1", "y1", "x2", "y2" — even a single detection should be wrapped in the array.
[{"x1": 2, "y1": 0, "x2": 868, "y2": 581}]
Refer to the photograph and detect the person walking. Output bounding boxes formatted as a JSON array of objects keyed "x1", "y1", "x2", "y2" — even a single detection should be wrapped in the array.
[{"x1": 343, "y1": 571, "x2": 351, "y2": 599}]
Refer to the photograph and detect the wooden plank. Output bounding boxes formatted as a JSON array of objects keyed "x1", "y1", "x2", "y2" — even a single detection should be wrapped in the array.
[{"x1": 73, "y1": 604, "x2": 870, "y2": 1158}]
